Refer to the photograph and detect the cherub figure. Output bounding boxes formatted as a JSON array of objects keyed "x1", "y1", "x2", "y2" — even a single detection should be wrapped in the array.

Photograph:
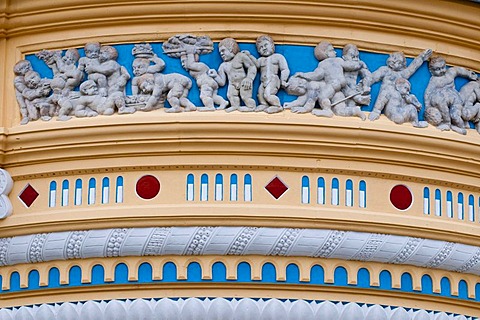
[
  {"x1": 22, "y1": 71, "x2": 54, "y2": 121},
  {"x1": 85, "y1": 45, "x2": 135, "y2": 114},
  {"x1": 78, "y1": 42, "x2": 108, "y2": 97},
  {"x1": 37, "y1": 49, "x2": 83, "y2": 97},
  {"x1": 340, "y1": 44, "x2": 371, "y2": 119},
  {"x1": 74, "y1": 80, "x2": 116, "y2": 117},
  {"x1": 246, "y1": 35, "x2": 289, "y2": 114},
  {"x1": 180, "y1": 49, "x2": 228, "y2": 111},
  {"x1": 380, "y1": 78, "x2": 427, "y2": 127},
  {"x1": 289, "y1": 41, "x2": 365, "y2": 119},
  {"x1": 460, "y1": 79, "x2": 480, "y2": 133},
  {"x1": 131, "y1": 54, "x2": 165, "y2": 95},
  {"x1": 424, "y1": 56, "x2": 477, "y2": 134},
  {"x1": 145, "y1": 73, "x2": 197, "y2": 113},
  {"x1": 13, "y1": 60, "x2": 33, "y2": 124},
  {"x1": 208, "y1": 38, "x2": 257, "y2": 112},
  {"x1": 369, "y1": 49, "x2": 432, "y2": 121}
]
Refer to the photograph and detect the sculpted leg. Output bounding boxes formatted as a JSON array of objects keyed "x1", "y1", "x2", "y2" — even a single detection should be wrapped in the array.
[
  {"x1": 256, "y1": 85, "x2": 268, "y2": 112},
  {"x1": 213, "y1": 92, "x2": 229, "y2": 110},
  {"x1": 264, "y1": 81, "x2": 282, "y2": 114},
  {"x1": 239, "y1": 86, "x2": 256, "y2": 112}
]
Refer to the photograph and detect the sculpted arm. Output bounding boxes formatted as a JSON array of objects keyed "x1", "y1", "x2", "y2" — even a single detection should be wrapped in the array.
[
  {"x1": 450, "y1": 67, "x2": 478, "y2": 81},
  {"x1": 341, "y1": 60, "x2": 362, "y2": 72},
  {"x1": 242, "y1": 50, "x2": 259, "y2": 69},
  {"x1": 86, "y1": 61, "x2": 117, "y2": 76},
  {"x1": 211, "y1": 64, "x2": 227, "y2": 87},
  {"x1": 279, "y1": 55, "x2": 290, "y2": 85},
  {"x1": 402, "y1": 49, "x2": 432, "y2": 79},
  {"x1": 371, "y1": 67, "x2": 387, "y2": 84},
  {"x1": 147, "y1": 55, "x2": 166, "y2": 74},
  {"x1": 297, "y1": 66, "x2": 325, "y2": 82},
  {"x1": 241, "y1": 54, "x2": 257, "y2": 90},
  {"x1": 359, "y1": 62, "x2": 373, "y2": 89},
  {"x1": 243, "y1": 54, "x2": 257, "y2": 82}
]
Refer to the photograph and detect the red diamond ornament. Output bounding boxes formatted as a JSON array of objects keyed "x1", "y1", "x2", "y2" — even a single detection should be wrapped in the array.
[
  {"x1": 19, "y1": 184, "x2": 39, "y2": 207},
  {"x1": 265, "y1": 176, "x2": 288, "y2": 199}
]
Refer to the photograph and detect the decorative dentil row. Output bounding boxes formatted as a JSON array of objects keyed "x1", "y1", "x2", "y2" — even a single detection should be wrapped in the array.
[
  {"x1": 13, "y1": 34, "x2": 480, "y2": 135},
  {"x1": 0, "y1": 298, "x2": 474, "y2": 320}
]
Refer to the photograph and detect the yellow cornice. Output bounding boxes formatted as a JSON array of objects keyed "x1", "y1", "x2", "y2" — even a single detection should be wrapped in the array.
[
  {"x1": 4, "y1": 113, "x2": 480, "y2": 184},
  {"x1": 0, "y1": 1, "x2": 478, "y2": 68}
]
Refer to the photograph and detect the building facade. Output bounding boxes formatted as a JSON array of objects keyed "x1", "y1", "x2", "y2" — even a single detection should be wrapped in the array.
[{"x1": 0, "y1": 0, "x2": 479, "y2": 318}]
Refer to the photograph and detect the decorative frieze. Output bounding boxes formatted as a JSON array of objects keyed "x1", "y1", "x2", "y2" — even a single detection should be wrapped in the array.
[
  {"x1": 1, "y1": 227, "x2": 477, "y2": 275},
  {"x1": 15, "y1": 35, "x2": 480, "y2": 135}
]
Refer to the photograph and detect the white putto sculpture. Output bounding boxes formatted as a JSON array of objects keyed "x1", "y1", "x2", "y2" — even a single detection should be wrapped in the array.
[
  {"x1": 163, "y1": 34, "x2": 228, "y2": 111},
  {"x1": 424, "y1": 55, "x2": 478, "y2": 135},
  {"x1": 12, "y1": 35, "x2": 480, "y2": 135},
  {"x1": 369, "y1": 49, "x2": 432, "y2": 121},
  {"x1": 209, "y1": 37, "x2": 257, "y2": 112},
  {"x1": 247, "y1": 35, "x2": 290, "y2": 114}
]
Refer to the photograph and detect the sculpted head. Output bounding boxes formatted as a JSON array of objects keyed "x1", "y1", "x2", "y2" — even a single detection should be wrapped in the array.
[
  {"x1": 84, "y1": 42, "x2": 101, "y2": 59},
  {"x1": 395, "y1": 78, "x2": 411, "y2": 96},
  {"x1": 219, "y1": 38, "x2": 239, "y2": 61},
  {"x1": 132, "y1": 58, "x2": 149, "y2": 77},
  {"x1": 99, "y1": 46, "x2": 118, "y2": 63},
  {"x1": 387, "y1": 52, "x2": 406, "y2": 71},
  {"x1": 14, "y1": 60, "x2": 32, "y2": 76},
  {"x1": 314, "y1": 41, "x2": 336, "y2": 61},
  {"x1": 63, "y1": 49, "x2": 80, "y2": 65},
  {"x1": 24, "y1": 70, "x2": 41, "y2": 88},
  {"x1": 256, "y1": 35, "x2": 275, "y2": 57},
  {"x1": 429, "y1": 56, "x2": 447, "y2": 77},
  {"x1": 80, "y1": 80, "x2": 98, "y2": 95},
  {"x1": 342, "y1": 44, "x2": 359, "y2": 61},
  {"x1": 138, "y1": 75, "x2": 155, "y2": 94}
]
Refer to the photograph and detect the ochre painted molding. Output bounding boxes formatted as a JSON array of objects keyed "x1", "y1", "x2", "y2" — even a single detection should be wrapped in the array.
[{"x1": 0, "y1": 255, "x2": 478, "y2": 315}]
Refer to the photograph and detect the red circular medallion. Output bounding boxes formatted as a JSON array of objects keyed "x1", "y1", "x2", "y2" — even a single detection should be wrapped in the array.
[
  {"x1": 390, "y1": 184, "x2": 413, "y2": 210},
  {"x1": 136, "y1": 175, "x2": 160, "y2": 200}
]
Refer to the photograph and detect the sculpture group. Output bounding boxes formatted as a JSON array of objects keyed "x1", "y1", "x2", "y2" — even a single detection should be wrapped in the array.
[{"x1": 14, "y1": 34, "x2": 480, "y2": 135}]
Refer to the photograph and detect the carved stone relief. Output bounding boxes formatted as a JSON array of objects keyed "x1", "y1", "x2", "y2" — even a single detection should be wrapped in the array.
[{"x1": 14, "y1": 35, "x2": 479, "y2": 135}]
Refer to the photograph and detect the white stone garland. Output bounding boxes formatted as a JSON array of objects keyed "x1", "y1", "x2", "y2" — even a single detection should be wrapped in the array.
[
  {"x1": 0, "y1": 227, "x2": 479, "y2": 275},
  {"x1": 0, "y1": 298, "x2": 475, "y2": 320}
]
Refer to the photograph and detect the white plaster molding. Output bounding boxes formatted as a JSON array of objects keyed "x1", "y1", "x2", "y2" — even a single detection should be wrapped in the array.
[
  {"x1": 0, "y1": 298, "x2": 475, "y2": 320},
  {"x1": 0, "y1": 227, "x2": 480, "y2": 275}
]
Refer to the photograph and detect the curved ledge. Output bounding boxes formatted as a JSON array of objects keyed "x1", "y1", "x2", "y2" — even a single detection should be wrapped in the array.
[
  {"x1": 5, "y1": 113, "x2": 480, "y2": 184},
  {"x1": 0, "y1": 298, "x2": 474, "y2": 320},
  {"x1": 1, "y1": 226, "x2": 479, "y2": 276}
]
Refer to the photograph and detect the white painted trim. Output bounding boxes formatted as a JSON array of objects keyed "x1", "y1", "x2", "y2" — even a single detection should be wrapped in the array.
[
  {"x1": 1, "y1": 227, "x2": 479, "y2": 275},
  {"x1": 0, "y1": 298, "x2": 475, "y2": 320}
]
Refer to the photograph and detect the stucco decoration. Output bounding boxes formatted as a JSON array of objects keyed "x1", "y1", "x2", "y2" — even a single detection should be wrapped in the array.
[
  {"x1": 1, "y1": 227, "x2": 480, "y2": 275},
  {"x1": 460, "y1": 79, "x2": 480, "y2": 133},
  {"x1": 163, "y1": 34, "x2": 227, "y2": 111},
  {"x1": 0, "y1": 298, "x2": 475, "y2": 320},
  {"x1": 288, "y1": 42, "x2": 367, "y2": 120},
  {"x1": 14, "y1": 36, "x2": 480, "y2": 134},
  {"x1": 249, "y1": 35, "x2": 290, "y2": 114},
  {"x1": 209, "y1": 38, "x2": 257, "y2": 112},
  {"x1": 369, "y1": 49, "x2": 432, "y2": 122},
  {"x1": 424, "y1": 56, "x2": 478, "y2": 135},
  {"x1": 0, "y1": 169, "x2": 13, "y2": 219}
]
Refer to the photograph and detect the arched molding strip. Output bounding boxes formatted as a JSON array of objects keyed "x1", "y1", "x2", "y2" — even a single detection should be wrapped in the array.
[{"x1": 0, "y1": 255, "x2": 479, "y2": 302}]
